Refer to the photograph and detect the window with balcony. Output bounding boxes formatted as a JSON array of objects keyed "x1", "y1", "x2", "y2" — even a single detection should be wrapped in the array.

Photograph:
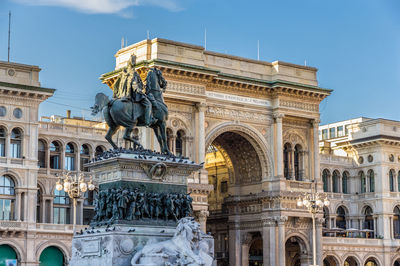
[
  {"x1": 336, "y1": 206, "x2": 347, "y2": 229},
  {"x1": 342, "y1": 171, "x2": 349, "y2": 194},
  {"x1": 38, "y1": 140, "x2": 46, "y2": 168},
  {"x1": 50, "y1": 141, "x2": 61, "y2": 169},
  {"x1": 10, "y1": 128, "x2": 22, "y2": 158},
  {"x1": 329, "y1": 127, "x2": 336, "y2": 138},
  {"x1": 53, "y1": 189, "x2": 70, "y2": 224},
  {"x1": 360, "y1": 171, "x2": 366, "y2": 193},
  {"x1": 95, "y1": 146, "x2": 104, "y2": 157},
  {"x1": 64, "y1": 143, "x2": 75, "y2": 171},
  {"x1": 390, "y1": 169, "x2": 395, "y2": 192},
  {"x1": 368, "y1": 170, "x2": 375, "y2": 192},
  {"x1": 0, "y1": 127, "x2": 5, "y2": 157},
  {"x1": 175, "y1": 130, "x2": 185, "y2": 157},
  {"x1": 80, "y1": 144, "x2": 90, "y2": 172},
  {"x1": 321, "y1": 129, "x2": 328, "y2": 140},
  {"x1": 337, "y1": 126, "x2": 344, "y2": 137},
  {"x1": 294, "y1": 145, "x2": 302, "y2": 181},
  {"x1": 322, "y1": 169, "x2": 330, "y2": 192}
]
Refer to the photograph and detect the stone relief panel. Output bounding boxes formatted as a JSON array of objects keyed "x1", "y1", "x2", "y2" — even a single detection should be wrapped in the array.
[
  {"x1": 167, "y1": 81, "x2": 206, "y2": 95},
  {"x1": 280, "y1": 100, "x2": 319, "y2": 112}
]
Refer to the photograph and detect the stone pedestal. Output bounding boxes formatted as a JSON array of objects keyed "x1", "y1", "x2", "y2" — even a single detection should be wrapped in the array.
[{"x1": 69, "y1": 149, "x2": 214, "y2": 266}]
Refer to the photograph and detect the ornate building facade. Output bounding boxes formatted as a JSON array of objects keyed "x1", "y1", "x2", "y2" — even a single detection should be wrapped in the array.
[{"x1": 0, "y1": 38, "x2": 399, "y2": 266}]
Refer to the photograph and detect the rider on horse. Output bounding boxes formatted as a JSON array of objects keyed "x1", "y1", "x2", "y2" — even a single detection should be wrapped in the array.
[{"x1": 112, "y1": 55, "x2": 157, "y2": 127}]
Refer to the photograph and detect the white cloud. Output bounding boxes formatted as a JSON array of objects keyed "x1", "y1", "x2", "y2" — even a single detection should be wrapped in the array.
[{"x1": 12, "y1": 0, "x2": 182, "y2": 15}]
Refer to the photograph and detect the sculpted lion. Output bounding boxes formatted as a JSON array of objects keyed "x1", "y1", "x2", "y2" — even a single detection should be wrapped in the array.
[{"x1": 131, "y1": 217, "x2": 213, "y2": 265}]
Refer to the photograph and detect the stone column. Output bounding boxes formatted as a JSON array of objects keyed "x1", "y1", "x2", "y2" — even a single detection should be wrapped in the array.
[
  {"x1": 262, "y1": 219, "x2": 276, "y2": 266},
  {"x1": 196, "y1": 103, "x2": 207, "y2": 164},
  {"x1": 312, "y1": 119, "x2": 320, "y2": 182},
  {"x1": 276, "y1": 216, "x2": 287, "y2": 266},
  {"x1": 15, "y1": 190, "x2": 22, "y2": 221},
  {"x1": 316, "y1": 218, "x2": 324, "y2": 266},
  {"x1": 197, "y1": 210, "x2": 209, "y2": 233},
  {"x1": 241, "y1": 234, "x2": 251, "y2": 266},
  {"x1": 273, "y1": 113, "x2": 284, "y2": 178},
  {"x1": 229, "y1": 224, "x2": 241, "y2": 266}
]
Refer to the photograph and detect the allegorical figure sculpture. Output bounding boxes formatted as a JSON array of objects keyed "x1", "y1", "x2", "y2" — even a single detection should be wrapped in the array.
[
  {"x1": 91, "y1": 188, "x2": 193, "y2": 225},
  {"x1": 131, "y1": 217, "x2": 214, "y2": 266},
  {"x1": 91, "y1": 54, "x2": 171, "y2": 155}
]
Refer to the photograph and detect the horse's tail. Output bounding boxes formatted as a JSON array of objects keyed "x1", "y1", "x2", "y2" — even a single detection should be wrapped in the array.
[{"x1": 91, "y1": 93, "x2": 110, "y2": 115}]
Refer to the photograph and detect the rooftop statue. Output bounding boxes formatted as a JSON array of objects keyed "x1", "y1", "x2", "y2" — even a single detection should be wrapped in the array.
[{"x1": 91, "y1": 55, "x2": 171, "y2": 155}]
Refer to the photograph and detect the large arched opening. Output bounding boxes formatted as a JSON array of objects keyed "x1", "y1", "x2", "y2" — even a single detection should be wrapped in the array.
[
  {"x1": 204, "y1": 126, "x2": 269, "y2": 266},
  {"x1": 0, "y1": 244, "x2": 20, "y2": 265},
  {"x1": 344, "y1": 256, "x2": 359, "y2": 266},
  {"x1": 323, "y1": 255, "x2": 339, "y2": 266},
  {"x1": 248, "y1": 236, "x2": 263, "y2": 266},
  {"x1": 285, "y1": 236, "x2": 308, "y2": 266},
  {"x1": 39, "y1": 246, "x2": 65, "y2": 266},
  {"x1": 205, "y1": 130, "x2": 266, "y2": 212}
]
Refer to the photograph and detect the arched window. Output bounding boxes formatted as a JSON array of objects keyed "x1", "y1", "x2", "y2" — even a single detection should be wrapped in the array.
[
  {"x1": 53, "y1": 189, "x2": 70, "y2": 224},
  {"x1": 176, "y1": 130, "x2": 185, "y2": 157},
  {"x1": 283, "y1": 143, "x2": 291, "y2": 179},
  {"x1": 50, "y1": 141, "x2": 61, "y2": 169},
  {"x1": 398, "y1": 170, "x2": 400, "y2": 192},
  {"x1": 364, "y1": 206, "x2": 374, "y2": 238},
  {"x1": 80, "y1": 144, "x2": 90, "y2": 172},
  {"x1": 389, "y1": 169, "x2": 395, "y2": 192},
  {"x1": 393, "y1": 206, "x2": 400, "y2": 239},
  {"x1": 0, "y1": 127, "x2": 5, "y2": 157},
  {"x1": 10, "y1": 128, "x2": 22, "y2": 158},
  {"x1": 336, "y1": 206, "x2": 346, "y2": 229},
  {"x1": 0, "y1": 175, "x2": 15, "y2": 220},
  {"x1": 294, "y1": 144, "x2": 302, "y2": 181},
  {"x1": 36, "y1": 186, "x2": 42, "y2": 223},
  {"x1": 38, "y1": 140, "x2": 46, "y2": 168},
  {"x1": 95, "y1": 146, "x2": 104, "y2": 157},
  {"x1": 332, "y1": 170, "x2": 340, "y2": 193},
  {"x1": 368, "y1": 170, "x2": 375, "y2": 192},
  {"x1": 322, "y1": 169, "x2": 330, "y2": 192},
  {"x1": 342, "y1": 171, "x2": 349, "y2": 194},
  {"x1": 360, "y1": 171, "x2": 366, "y2": 193},
  {"x1": 64, "y1": 143, "x2": 75, "y2": 171}
]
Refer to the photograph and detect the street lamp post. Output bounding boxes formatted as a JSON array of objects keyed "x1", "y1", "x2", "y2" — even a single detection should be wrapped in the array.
[
  {"x1": 56, "y1": 172, "x2": 95, "y2": 234},
  {"x1": 297, "y1": 184, "x2": 329, "y2": 266}
]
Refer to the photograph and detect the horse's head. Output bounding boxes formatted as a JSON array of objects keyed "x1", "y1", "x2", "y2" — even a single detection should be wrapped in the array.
[
  {"x1": 91, "y1": 93, "x2": 109, "y2": 115},
  {"x1": 146, "y1": 67, "x2": 167, "y2": 93}
]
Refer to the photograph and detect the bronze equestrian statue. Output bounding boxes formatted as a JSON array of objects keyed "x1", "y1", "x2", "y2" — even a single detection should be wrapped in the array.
[{"x1": 91, "y1": 56, "x2": 171, "y2": 155}]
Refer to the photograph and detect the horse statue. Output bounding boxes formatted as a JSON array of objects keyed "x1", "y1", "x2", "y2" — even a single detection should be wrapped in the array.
[
  {"x1": 131, "y1": 217, "x2": 214, "y2": 265},
  {"x1": 91, "y1": 67, "x2": 171, "y2": 155}
]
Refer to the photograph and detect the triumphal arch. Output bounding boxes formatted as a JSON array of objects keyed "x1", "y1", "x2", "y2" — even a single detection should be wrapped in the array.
[{"x1": 101, "y1": 38, "x2": 330, "y2": 266}]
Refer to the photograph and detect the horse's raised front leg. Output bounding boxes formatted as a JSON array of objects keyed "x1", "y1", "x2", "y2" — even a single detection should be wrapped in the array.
[{"x1": 105, "y1": 125, "x2": 119, "y2": 149}]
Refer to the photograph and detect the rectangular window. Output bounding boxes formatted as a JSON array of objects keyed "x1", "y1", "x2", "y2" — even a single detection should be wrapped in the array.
[
  {"x1": 345, "y1": 125, "x2": 349, "y2": 135},
  {"x1": 38, "y1": 151, "x2": 46, "y2": 168},
  {"x1": 53, "y1": 207, "x2": 69, "y2": 224},
  {"x1": 337, "y1": 126, "x2": 344, "y2": 137},
  {"x1": 10, "y1": 141, "x2": 21, "y2": 158},
  {"x1": 322, "y1": 129, "x2": 328, "y2": 140},
  {"x1": 0, "y1": 139, "x2": 5, "y2": 157},
  {"x1": 220, "y1": 181, "x2": 228, "y2": 193},
  {"x1": 50, "y1": 155, "x2": 60, "y2": 169},
  {"x1": 329, "y1": 127, "x2": 336, "y2": 139},
  {"x1": 65, "y1": 156, "x2": 75, "y2": 171},
  {"x1": 0, "y1": 199, "x2": 13, "y2": 220}
]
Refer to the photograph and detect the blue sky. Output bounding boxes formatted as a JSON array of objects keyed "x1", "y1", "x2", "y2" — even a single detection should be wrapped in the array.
[{"x1": 0, "y1": 0, "x2": 399, "y2": 124}]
